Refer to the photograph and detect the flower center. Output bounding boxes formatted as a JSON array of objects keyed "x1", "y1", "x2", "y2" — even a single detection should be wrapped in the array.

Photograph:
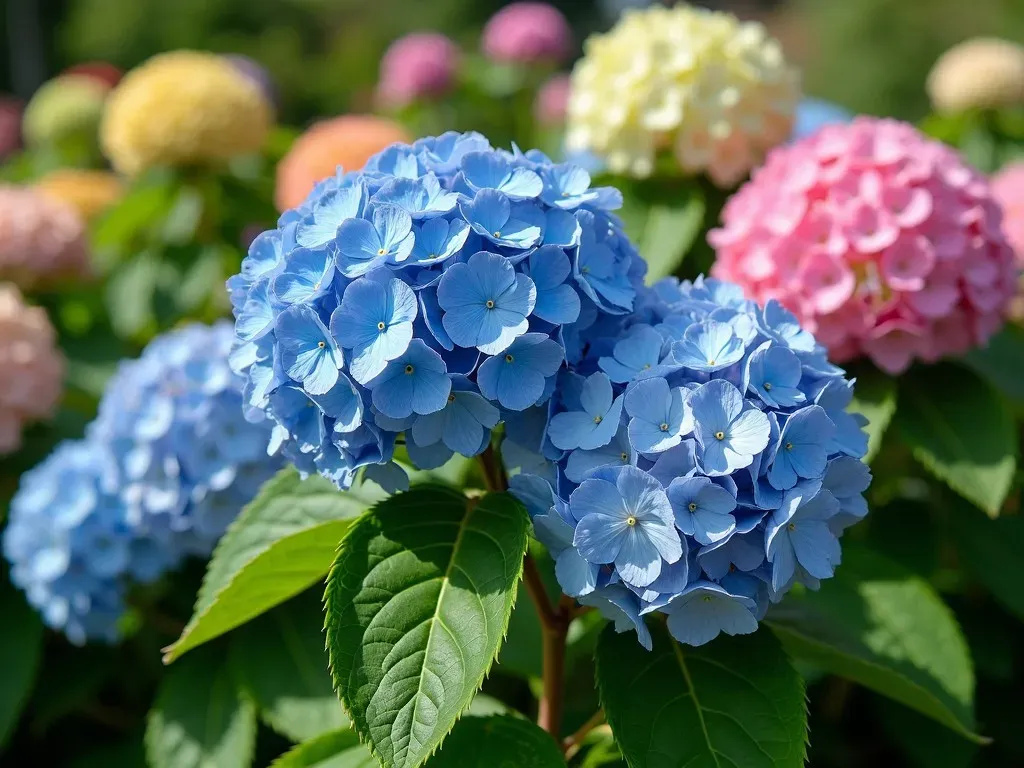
[
  {"x1": 787, "y1": 522, "x2": 796, "y2": 531},
  {"x1": 377, "y1": 248, "x2": 386, "y2": 256},
  {"x1": 642, "y1": 363, "x2": 651, "y2": 370},
  {"x1": 505, "y1": 354, "x2": 514, "y2": 363},
  {"x1": 703, "y1": 595, "x2": 713, "y2": 602},
  {"x1": 317, "y1": 341, "x2": 326, "y2": 349},
  {"x1": 659, "y1": 422, "x2": 669, "y2": 432},
  {"x1": 785, "y1": 442, "x2": 794, "y2": 451},
  {"x1": 377, "y1": 321, "x2": 386, "y2": 331},
  {"x1": 625, "y1": 515, "x2": 637, "y2": 526},
  {"x1": 493, "y1": 230, "x2": 501, "y2": 238},
  {"x1": 620, "y1": 452, "x2": 628, "y2": 461},
  {"x1": 405, "y1": 364, "x2": 415, "y2": 375},
  {"x1": 486, "y1": 299, "x2": 495, "y2": 309},
  {"x1": 593, "y1": 415, "x2": 603, "y2": 424},
  {"x1": 562, "y1": 191, "x2": 571, "y2": 197},
  {"x1": 707, "y1": 359, "x2": 716, "y2": 366},
  {"x1": 763, "y1": 382, "x2": 772, "y2": 391},
  {"x1": 714, "y1": 430, "x2": 725, "y2": 440},
  {"x1": 688, "y1": 502, "x2": 697, "y2": 512},
  {"x1": 313, "y1": 281, "x2": 321, "y2": 290},
  {"x1": 447, "y1": 393, "x2": 456, "y2": 403},
  {"x1": 428, "y1": 254, "x2": 436, "y2": 260},
  {"x1": 582, "y1": 266, "x2": 590, "y2": 274}
]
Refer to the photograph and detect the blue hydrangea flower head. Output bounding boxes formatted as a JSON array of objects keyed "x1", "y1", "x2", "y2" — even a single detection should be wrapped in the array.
[
  {"x1": 503, "y1": 273, "x2": 873, "y2": 649},
  {"x1": 228, "y1": 132, "x2": 639, "y2": 491},
  {"x1": 4, "y1": 323, "x2": 282, "y2": 644}
]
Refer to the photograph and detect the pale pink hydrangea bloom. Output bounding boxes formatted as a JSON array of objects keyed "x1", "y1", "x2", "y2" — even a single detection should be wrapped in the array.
[
  {"x1": 991, "y1": 162, "x2": 1024, "y2": 259},
  {"x1": 0, "y1": 185, "x2": 90, "y2": 289},
  {"x1": 711, "y1": 117, "x2": 1018, "y2": 374},
  {"x1": 482, "y1": 3, "x2": 571, "y2": 64},
  {"x1": 376, "y1": 33, "x2": 460, "y2": 108},
  {"x1": 534, "y1": 73, "x2": 570, "y2": 125},
  {"x1": 0, "y1": 284, "x2": 64, "y2": 454}
]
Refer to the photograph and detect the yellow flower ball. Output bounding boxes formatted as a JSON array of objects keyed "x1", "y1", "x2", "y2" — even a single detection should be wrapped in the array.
[
  {"x1": 927, "y1": 38, "x2": 1024, "y2": 114},
  {"x1": 34, "y1": 169, "x2": 123, "y2": 222},
  {"x1": 565, "y1": 4, "x2": 800, "y2": 186},
  {"x1": 22, "y1": 74, "x2": 109, "y2": 149},
  {"x1": 101, "y1": 50, "x2": 273, "y2": 175}
]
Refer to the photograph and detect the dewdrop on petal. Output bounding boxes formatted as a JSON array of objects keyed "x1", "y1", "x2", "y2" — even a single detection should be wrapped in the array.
[
  {"x1": 0, "y1": 284, "x2": 64, "y2": 455},
  {"x1": 0, "y1": 185, "x2": 91, "y2": 289},
  {"x1": 711, "y1": 117, "x2": 1017, "y2": 375},
  {"x1": 927, "y1": 38, "x2": 1024, "y2": 114},
  {"x1": 565, "y1": 4, "x2": 799, "y2": 185},
  {"x1": 101, "y1": 50, "x2": 272, "y2": 175},
  {"x1": 274, "y1": 115, "x2": 411, "y2": 211},
  {"x1": 35, "y1": 169, "x2": 123, "y2": 222}
]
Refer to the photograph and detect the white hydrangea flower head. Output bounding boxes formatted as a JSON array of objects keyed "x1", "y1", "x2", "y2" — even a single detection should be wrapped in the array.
[
  {"x1": 927, "y1": 37, "x2": 1024, "y2": 114},
  {"x1": 565, "y1": 4, "x2": 799, "y2": 186}
]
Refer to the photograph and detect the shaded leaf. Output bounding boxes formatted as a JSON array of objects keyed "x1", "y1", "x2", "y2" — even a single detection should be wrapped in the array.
[
  {"x1": 963, "y1": 325, "x2": 1024, "y2": 403},
  {"x1": 427, "y1": 716, "x2": 565, "y2": 767},
  {"x1": 848, "y1": 364, "x2": 897, "y2": 464},
  {"x1": 597, "y1": 622, "x2": 807, "y2": 768},
  {"x1": 638, "y1": 191, "x2": 706, "y2": 282},
  {"x1": 0, "y1": 577, "x2": 43, "y2": 747},
  {"x1": 768, "y1": 545, "x2": 982, "y2": 742},
  {"x1": 165, "y1": 468, "x2": 381, "y2": 663},
  {"x1": 952, "y1": 507, "x2": 1024, "y2": 622},
  {"x1": 105, "y1": 251, "x2": 160, "y2": 339},
  {"x1": 229, "y1": 590, "x2": 347, "y2": 742},
  {"x1": 270, "y1": 729, "x2": 374, "y2": 768},
  {"x1": 896, "y1": 363, "x2": 1016, "y2": 517},
  {"x1": 325, "y1": 487, "x2": 530, "y2": 768},
  {"x1": 146, "y1": 645, "x2": 256, "y2": 768}
]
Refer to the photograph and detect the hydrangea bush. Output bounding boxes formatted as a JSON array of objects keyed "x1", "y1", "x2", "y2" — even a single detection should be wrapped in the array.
[{"x1": 3, "y1": 322, "x2": 281, "y2": 644}]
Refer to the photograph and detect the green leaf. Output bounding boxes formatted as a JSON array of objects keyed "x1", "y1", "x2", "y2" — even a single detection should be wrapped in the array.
[
  {"x1": 161, "y1": 186, "x2": 205, "y2": 245},
  {"x1": 270, "y1": 729, "x2": 375, "y2": 768},
  {"x1": 0, "y1": 577, "x2": 43, "y2": 747},
  {"x1": 636, "y1": 186, "x2": 706, "y2": 282},
  {"x1": 146, "y1": 645, "x2": 256, "y2": 768},
  {"x1": 952, "y1": 508, "x2": 1024, "y2": 622},
  {"x1": 767, "y1": 545, "x2": 983, "y2": 742},
  {"x1": 229, "y1": 590, "x2": 347, "y2": 742},
  {"x1": 847, "y1": 364, "x2": 897, "y2": 464},
  {"x1": 325, "y1": 487, "x2": 530, "y2": 768},
  {"x1": 105, "y1": 251, "x2": 160, "y2": 339},
  {"x1": 596, "y1": 622, "x2": 807, "y2": 768},
  {"x1": 895, "y1": 363, "x2": 1016, "y2": 517},
  {"x1": 963, "y1": 325, "x2": 1024, "y2": 403},
  {"x1": 427, "y1": 716, "x2": 564, "y2": 767},
  {"x1": 165, "y1": 468, "x2": 381, "y2": 663}
]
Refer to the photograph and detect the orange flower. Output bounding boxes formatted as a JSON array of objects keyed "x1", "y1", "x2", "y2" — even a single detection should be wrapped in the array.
[
  {"x1": 275, "y1": 115, "x2": 410, "y2": 211},
  {"x1": 34, "y1": 169, "x2": 123, "y2": 222}
]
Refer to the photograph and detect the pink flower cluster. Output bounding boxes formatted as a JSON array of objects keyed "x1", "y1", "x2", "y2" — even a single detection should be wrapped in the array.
[
  {"x1": 0, "y1": 185, "x2": 90, "y2": 289},
  {"x1": 534, "y1": 73, "x2": 570, "y2": 125},
  {"x1": 377, "y1": 33, "x2": 460, "y2": 108},
  {"x1": 482, "y1": 2, "x2": 571, "y2": 64},
  {"x1": 0, "y1": 284, "x2": 63, "y2": 454},
  {"x1": 991, "y1": 162, "x2": 1024, "y2": 259},
  {"x1": 711, "y1": 117, "x2": 1018, "y2": 374}
]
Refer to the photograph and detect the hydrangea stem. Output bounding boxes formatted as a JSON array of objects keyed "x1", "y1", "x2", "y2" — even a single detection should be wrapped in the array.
[{"x1": 562, "y1": 709, "x2": 606, "y2": 758}]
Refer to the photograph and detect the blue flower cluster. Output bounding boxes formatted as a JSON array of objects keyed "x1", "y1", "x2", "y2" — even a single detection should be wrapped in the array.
[
  {"x1": 3, "y1": 323, "x2": 281, "y2": 644},
  {"x1": 506, "y1": 278, "x2": 872, "y2": 649},
  {"x1": 227, "y1": 131, "x2": 639, "y2": 489}
]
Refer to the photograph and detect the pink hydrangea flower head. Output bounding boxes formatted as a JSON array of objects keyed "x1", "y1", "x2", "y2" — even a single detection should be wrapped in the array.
[
  {"x1": 0, "y1": 185, "x2": 90, "y2": 289},
  {"x1": 991, "y1": 162, "x2": 1024, "y2": 259},
  {"x1": 0, "y1": 284, "x2": 64, "y2": 454},
  {"x1": 534, "y1": 73, "x2": 570, "y2": 124},
  {"x1": 710, "y1": 117, "x2": 1018, "y2": 375},
  {"x1": 377, "y1": 32, "x2": 460, "y2": 108},
  {"x1": 482, "y1": 2, "x2": 572, "y2": 64}
]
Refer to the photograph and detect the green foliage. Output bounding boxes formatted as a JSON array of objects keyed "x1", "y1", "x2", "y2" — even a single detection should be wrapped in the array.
[
  {"x1": 964, "y1": 325, "x2": 1024, "y2": 404},
  {"x1": 324, "y1": 487, "x2": 529, "y2": 768},
  {"x1": 895, "y1": 363, "x2": 1016, "y2": 517},
  {"x1": 229, "y1": 591, "x2": 348, "y2": 742},
  {"x1": 615, "y1": 178, "x2": 706, "y2": 284},
  {"x1": 0, "y1": 578, "x2": 43, "y2": 748},
  {"x1": 596, "y1": 622, "x2": 807, "y2": 768},
  {"x1": 270, "y1": 730, "x2": 375, "y2": 768},
  {"x1": 847, "y1": 364, "x2": 897, "y2": 464},
  {"x1": 166, "y1": 468, "x2": 382, "y2": 663},
  {"x1": 145, "y1": 645, "x2": 257, "y2": 768},
  {"x1": 426, "y1": 716, "x2": 564, "y2": 767},
  {"x1": 952, "y1": 507, "x2": 1024, "y2": 622},
  {"x1": 768, "y1": 546, "x2": 982, "y2": 742}
]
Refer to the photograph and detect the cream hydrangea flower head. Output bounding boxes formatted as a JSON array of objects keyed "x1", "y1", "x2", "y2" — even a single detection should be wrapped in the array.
[
  {"x1": 101, "y1": 50, "x2": 272, "y2": 175},
  {"x1": 565, "y1": 4, "x2": 799, "y2": 186},
  {"x1": 927, "y1": 38, "x2": 1024, "y2": 114}
]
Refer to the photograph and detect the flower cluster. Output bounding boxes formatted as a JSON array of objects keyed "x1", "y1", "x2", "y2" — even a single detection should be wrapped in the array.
[
  {"x1": 481, "y1": 2, "x2": 572, "y2": 65},
  {"x1": 229, "y1": 131, "x2": 638, "y2": 491},
  {"x1": 376, "y1": 33, "x2": 460, "y2": 108},
  {"x1": 992, "y1": 162, "x2": 1024, "y2": 259},
  {"x1": 3, "y1": 323, "x2": 281, "y2": 643},
  {"x1": 565, "y1": 4, "x2": 799, "y2": 184},
  {"x1": 711, "y1": 117, "x2": 1018, "y2": 374},
  {"x1": 507, "y1": 277, "x2": 871, "y2": 648},
  {"x1": 534, "y1": 74, "x2": 571, "y2": 126},
  {"x1": 927, "y1": 38, "x2": 1024, "y2": 114},
  {"x1": 275, "y1": 115, "x2": 410, "y2": 212},
  {"x1": 35, "y1": 169, "x2": 123, "y2": 222},
  {"x1": 22, "y1": 74, "x2": 110, "y2": 150},
  {"x1": 0, "y1": 285, "x2": 63, "y2": 454},
  {"x1": 100, "y1": 50, "x2": 273, "y2": 175},
  {"x1": 0, "y1": 185, "x2": 90, "y2": 289}
]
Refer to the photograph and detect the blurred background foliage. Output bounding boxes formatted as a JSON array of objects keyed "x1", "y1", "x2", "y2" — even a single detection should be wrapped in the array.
[{"x1": 4, "y1": 0, "x2": 1023, "y2": 129}]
